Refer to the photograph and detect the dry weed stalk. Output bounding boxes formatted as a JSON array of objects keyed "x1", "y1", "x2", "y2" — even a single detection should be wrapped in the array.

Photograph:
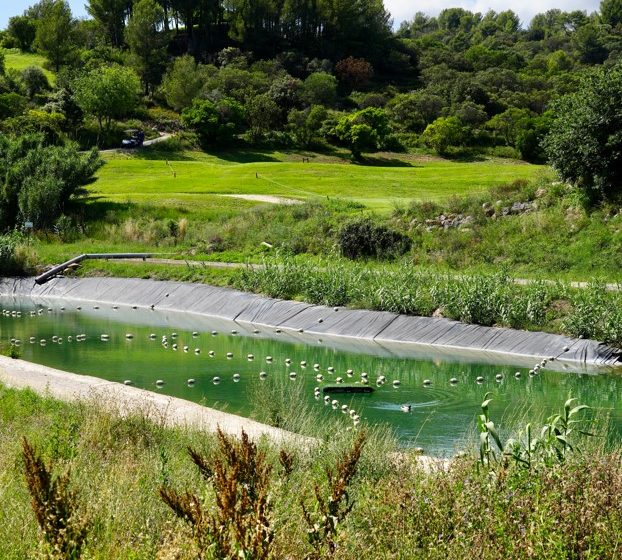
[
  {"x1": 160, "y1": 427, "x2": 274, "y2": 559},
  {"x1": 301, "y1": 431, "x2": 366, "y2": 559},
  {"x1": 279, "y1": 449, "x2": 295, "y2": 477},
  {"x1": 22, "y1": 438, "x2": 89, "y2": 560}
]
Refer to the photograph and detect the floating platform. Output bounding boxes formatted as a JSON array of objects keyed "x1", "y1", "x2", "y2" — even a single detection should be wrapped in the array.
[{"x1": 322, "y1": 385, "x2": 375, "y2": 394}]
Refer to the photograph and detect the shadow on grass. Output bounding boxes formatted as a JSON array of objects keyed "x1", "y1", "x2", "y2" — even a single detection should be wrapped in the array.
[
  {"x1": 354, "y1": 155, "x2": 418, "y2": 168},
  {"x1": 213, "y1": 150, "x2": 280, "y2": 163}
]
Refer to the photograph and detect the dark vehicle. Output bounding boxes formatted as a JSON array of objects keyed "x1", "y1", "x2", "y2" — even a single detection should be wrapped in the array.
[{"x1": 121, "y1": 129, "x2": 145, "y2": 148}]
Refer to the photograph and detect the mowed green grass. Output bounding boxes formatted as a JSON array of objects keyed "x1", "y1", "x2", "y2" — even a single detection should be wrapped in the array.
[
  {"x1": 3, "y1": 50, "x2": 55, "y2": 83},
  {"x1": 93, "y1": 151, "x2": 544, "y2": 211}
]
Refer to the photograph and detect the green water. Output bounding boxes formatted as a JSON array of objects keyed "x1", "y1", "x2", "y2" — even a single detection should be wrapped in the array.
[{"x1": 1, "y1": 296, "x2": 621, "y2": 455}]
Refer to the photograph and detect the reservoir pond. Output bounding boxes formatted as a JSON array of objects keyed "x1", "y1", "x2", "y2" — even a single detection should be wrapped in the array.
[{"x1": 1, "y1": 296, "x2": 621, "y2": 455}]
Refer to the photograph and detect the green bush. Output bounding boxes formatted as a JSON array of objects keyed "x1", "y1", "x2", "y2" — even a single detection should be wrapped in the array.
[{"x1": 338, "y1": 218, "x2": 411, "y2": 260}]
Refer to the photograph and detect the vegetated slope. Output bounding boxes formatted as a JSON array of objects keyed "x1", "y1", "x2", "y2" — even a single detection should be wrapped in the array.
[
  {"x1": 93, "y1": 150, "x2": 542, "y2": 211},
  {"x1": 3, "y1": 49, "x2": 55, "y2": 83},
  {"x1": 1, "y1": 381, "x2": 622, "y2": 559}
]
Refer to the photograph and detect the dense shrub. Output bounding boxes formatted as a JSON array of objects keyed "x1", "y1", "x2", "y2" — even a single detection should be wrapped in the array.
[
  {"x1": 0, "y1": 231, "x2": 36, "y2": 275},
  {"x1": 338, "y1": 218, "x2": 412, "y2": 260}
]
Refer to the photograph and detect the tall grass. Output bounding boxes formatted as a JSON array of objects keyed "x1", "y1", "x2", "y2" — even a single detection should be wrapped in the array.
[
  {"x1": 2, "y1": 383, "x2": 622, "y2": 558},
  {"x1": 234, "y1": 256, "x2": 622, "y2": 346}
]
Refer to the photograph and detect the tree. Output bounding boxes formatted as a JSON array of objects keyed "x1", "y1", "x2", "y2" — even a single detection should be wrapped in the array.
[
  {"x1": 7, "y1": 15, "x2": 37, "y2": 51},
  {"x1": 0, "y1": 134, "x2": 102, "y2": 230},
  {"x1": 421, "y1": 116, "x2": 466, "y2": 155},
  {"x1": 181, "y1": 97, "x2": 245, "y2": 147},
  {"x1": 34, "y1": 0, "x2": 75, "y2": 72},
  {"x1": 125, "y1": 0, "x2": 167, "y2": 94},
  {"x1": 73, "y1": 65, "x2": 140, "y2": 142},
  {"x1": 601, "y1": 0, "x2": 622, "y2": 28},
  {"x1": 87, "y1": 0, "x2": 131, "y2": 47},
  {"x1": 335, "y1": 107, "x2": 389, "y2": 159},
  {"x1": 335, "y1": 56, "x2": 374, "y2": 91},
  {"x1": 161, "y1": 55, "x2": 208, "y2": 111},
  {"x1": 301, "y1": 72, "x2": 338, "y2": 107},
  {"x1": 21, "y1": 66, "x2": 50, "y2": 99},
  {"x1": 288, "y1": 105, "x2": 328, "y2": 147},
  {"x1": 246, "y1": 93, "x2": 281, "y2": 142},
  {"x1": 544, "y1": 62, "x2": 622, "y2": 200},
  {"x1": 486, "y1": 108, "x2": 532, "y2": 146}
]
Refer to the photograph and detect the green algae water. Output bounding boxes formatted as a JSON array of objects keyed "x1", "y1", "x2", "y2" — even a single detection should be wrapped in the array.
[{"x1": 2, "y1": 296, "x2": 621, "y2": 456}]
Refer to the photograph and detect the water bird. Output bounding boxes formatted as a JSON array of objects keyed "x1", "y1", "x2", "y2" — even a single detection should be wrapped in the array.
[
  {"x1": 132, "y1": 305, "x2": 137, "y2": 310},
  {"x1": 495, "y1": 374, "x2": 503, "y2": 381},
  {"x1": 529, "y1": 369, "x2": 535, "y2": 376},
  {"x1": 172, "y1": 343, "x2": 178, "y2": 350},
  {"x1": 47, "y1": 308, "x2": 52, "y2": 312},
  {"x1": 298, "y1": 328, "x2": 304, "y2": 333},
  {"x1": 341, "y1": 404, "x2": 349, "y2": 413},
  {"x1": 289, "y1": 371, "x2": 297, "y2": 379},
  {"x1": 275, "y1": 329, "x2": 282, "y2": 334},
  {"x1": 155, "y1": 380, "x2": 165, "y2": 386},
  {"x1": 233, "y1": 373, "x2": 241, "y2": 382},
  {"x1": 423, "y1": 379, "x2": 432, "y2": 386},
  {"x1": 195, "y1": 348, "x2": 201, "y2": 354},
  {"x1": 247, "y1": 354, "x2": 255, "y2": 360},
  {"x1": 57, "y1": 338, "x2": 62, "y2": 344},
  {"x1": 60, "y1": 307, "x2": 65, "y2": 311},
  {"x1": 212, "y1": 376, "x2": 221, "y2": 384},
  {"x1": 126, "y1": 333, "x2": 134, "y2": 339},
  {"x1": 476, "y1": 376, "x2": 484, "y2": 383},
  {"x1": 316, "y1": 374, "x2": 324, "y2": 381},
  {"x1": 515, "y1": 371, "x2": 521, "y2": 378},
  {"x1": 331, "y1": 400, "x2": 339, "y2": 409},
  {"x1": 300, "y1": 360, "x2": 307, "y2": 367},
  {"x1": 318, "y1": 318, "x2": 324, "y2": 323},
  {"x1": 563, "y1": 345, "x2": 570, "y2": 352},
  {"x1": 231, "y1": 330, "x2": 238, "y2": 335},
  {"x1": 253, "y1": 329, "x2": 260, "y2": 334},
  {"x1": 149, "y1": 334, "x2": 156, "y2": 339},
  {"x1": 414, "y1": 447, "x2": 425, "y2": 455},
  {"x1": 192, "y1": 332, "x2": 199, "y2": 337},
  {"x1": 40, "y1": 340, "x2": 46, "y2": 345},
  {"x1": 401, "y1": 404, "x2": 412, "y2": 412},
  {"x1": 346, "y1": 369, "x2": 354, "y2": 376},
  {"x1": 324, "y1": 395, "x2": 330, "y2": 404},
  {"x1": 29, "y1": 337, "x2": 36, "y2": 343},
  {"x1": 361, "y1": 378, "x2": 369, "y2": 385},
  {"x1": 392, "y1": 380, "x2": 401, "y2": 387},
  {"x1": 361, "y1": 372, "x2": 368, "y2": 378},
  {"x1": 76, "y1": 306, "x2": 82, "y2": 311},
  {"x1": 187, "y1": 379, "x2": 195, "y2": 385},
  {"x1": 327, "y1": 366, "x2": 335, "y2": 373},
  {"x1": 124, "y1": 380, "x2": 133, "y2": 385},
  {"x1": 349, "y1": 409, "x2": 357, "y2": 418},
  {"x1": 52, "y1": 336, "x2": 58, "y2": 342},
  {"x1": 212, "y1": 331, "x2": 218, "y2": 336},
  {"x1": 183, "y1": 346, "x2": 189, "y2": 352},
  {"x1": 541, "y1": 360, "x2": 547, "y2": 367},
  {"x1": 93, "y1": 305, "x2": 99, "y2": 310},
  {"x1": 171, "y1": 332, "x2": 178, "y2": 338},
  {"x1": 377, "y1": 375, "x2": 386, "y2": 384},
  {"x1": 336, "y1": 377, "x2": 343, "y2": 384},
  {"x1": 259, "y1": 371, "x2": 268, "y2": 379},
  {"x1": 266, "y1": 356, "x2": 273, "y2": 362},
  {"x1": 285, "y1": 358, "x2": 292, "y2": 365},
  {"x1": 313, "y1": 364, "x2": 320, "y2": 370},
  {"x1": 100, "y1": 334, "x2": 110, "y2": 341},
  {"x1": 208, "y1": 351, "x2": 215, "y2": 357}
]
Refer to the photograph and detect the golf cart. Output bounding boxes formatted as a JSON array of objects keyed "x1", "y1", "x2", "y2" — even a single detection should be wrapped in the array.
[{"x1": 121, "y1": 129, "x2": 145, "y2": 148}]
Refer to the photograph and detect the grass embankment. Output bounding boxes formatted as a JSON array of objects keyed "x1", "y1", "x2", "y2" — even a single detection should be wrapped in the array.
[
  {"x1": 1, "y1": 381, "x2": 621, "y2": 559},
  {"x1": 2, "y1": 49, "x2": 55, "y2": 84}
]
